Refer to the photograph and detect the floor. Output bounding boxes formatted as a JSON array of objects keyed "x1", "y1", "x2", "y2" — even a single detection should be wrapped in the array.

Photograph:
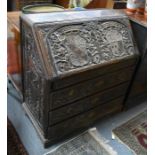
[{"x1": 7, "y1": 82, "x2": 147, "y2": 155}]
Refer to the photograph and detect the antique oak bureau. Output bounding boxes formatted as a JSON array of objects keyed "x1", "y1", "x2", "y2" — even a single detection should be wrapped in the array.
[{"x1": 20, "y1": 10, "x2": 139, "y2": 147}]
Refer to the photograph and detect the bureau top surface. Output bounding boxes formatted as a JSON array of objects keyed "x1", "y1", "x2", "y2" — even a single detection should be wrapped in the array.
[
  {"x1": 21, "y1": 9, "x2": 127, "y2": 24},
  {"x1": 21, "y1": 9, "x2": 138, "y2": 79}
]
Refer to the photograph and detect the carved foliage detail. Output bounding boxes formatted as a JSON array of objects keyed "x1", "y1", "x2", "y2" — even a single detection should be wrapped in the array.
[
  {"x1": 39, "y1": 21, "x2": 135, "y2": 73},
  {"x1": 22, "y1": 23, "x2": 45, "y2": 126}
]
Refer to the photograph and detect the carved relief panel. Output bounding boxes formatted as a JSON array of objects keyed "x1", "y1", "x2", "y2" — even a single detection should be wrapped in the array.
[
  {"x1": 22, "y1": 23, "x2": 46, "y2": 128},
  {"x1": 36, "y1": 20, "x2": 135, "y2": 74}
]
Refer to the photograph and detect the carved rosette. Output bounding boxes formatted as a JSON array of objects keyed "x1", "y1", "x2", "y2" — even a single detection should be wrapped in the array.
[{"x1": 37, "y1": 20, "x2": 135, "y2": 74}]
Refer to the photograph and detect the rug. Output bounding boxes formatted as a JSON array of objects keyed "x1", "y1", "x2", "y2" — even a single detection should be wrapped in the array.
[
  {"x1": 112, "y1": 110, "x2": 147, "y2": 155},
  {"x1": 45, "y1": 128, "x2": 117, "y2": 155},
  {"x1": 7, "y1": 119, "x2": 28, "y2": 155}
]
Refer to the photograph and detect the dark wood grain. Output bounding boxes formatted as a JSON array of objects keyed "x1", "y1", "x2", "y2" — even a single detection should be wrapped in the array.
[
  {"x1": 50, "y1": 66, "x2": 135, "y2": 109},
  {"x1": 49, "y1": 82, "x2": 129, "y2": 125},
  {"x1": 47, "y1": 97, "x2": 123, "y2": 139},
  {"x1": 52, "y1": 57, "x2": 137, "y2": 90}
]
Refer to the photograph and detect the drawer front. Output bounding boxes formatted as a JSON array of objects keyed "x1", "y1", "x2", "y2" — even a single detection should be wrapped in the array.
[
  {"x1": 49, "y1": 82, "x2": 128, "y2": 125},
  {"x1": 52, "y1": 58, "x2": 137, "y2": 90},
  {"x1": 47, "y1": 97, "x2": 123, "y2": 139},
  {"x1": 50, "y1": 67, "x2": 135, "y2": 109}
]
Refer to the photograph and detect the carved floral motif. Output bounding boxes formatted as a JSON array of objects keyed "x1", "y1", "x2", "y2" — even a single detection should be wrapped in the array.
[
  {"x1": 22, "y1": 23, "x2": 45, "y2": 127},
  {"x1": 36, "y1": 20, "x2": 134, "y2": 73}
]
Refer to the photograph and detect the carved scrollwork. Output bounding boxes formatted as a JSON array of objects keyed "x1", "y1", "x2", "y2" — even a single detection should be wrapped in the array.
[
  {"x1": 22, "y1": 23, "x2": 45, "y2": 127},
  {"x1": 24, "y1": 32, "x2": 43, "y2": 75},
  {"x1": 36, "y1": 20, "x2": 135, "y2": 73}
]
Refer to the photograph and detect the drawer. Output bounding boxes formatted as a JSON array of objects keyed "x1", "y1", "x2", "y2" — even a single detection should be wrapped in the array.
[
  {"x1": 49, "y1": 82, "x2": 129, "y2": 125},
  {"x1": 52, "y1": 58, "x2": 137, "y2": 90},
  {"x1": 47, "y1": 97, "x2": 123, "y2": 139},
  {"x1": 50, "y1": 66, "x2": 135, "y2": 109}
]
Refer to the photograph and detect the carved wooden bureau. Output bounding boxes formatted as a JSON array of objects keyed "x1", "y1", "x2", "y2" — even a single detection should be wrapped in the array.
[{"x1": 20, "y1": 10, "x2": 139, "y2": 147}]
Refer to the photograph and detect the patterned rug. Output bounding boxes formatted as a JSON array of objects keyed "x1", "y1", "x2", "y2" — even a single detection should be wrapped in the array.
[
  {"x1": 112, "y1": 110, "x2": 147, "y2": 155},
  {"x1": 7, "y1": 119, "x2": 28, "y2": 155},
  {"x1": 45, "y1": 128, "x2": 117, "y2": 155}
]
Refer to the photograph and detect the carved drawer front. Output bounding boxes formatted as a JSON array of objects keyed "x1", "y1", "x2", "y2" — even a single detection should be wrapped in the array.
[
  {"x1": 52, "y1": 58, "x2": 137, "y2": 90},
  {"x1": 47, "y1": 97, "x2": 123, "y2": 139},
  {"x1": 50, "y1": 67, "x2": 134, "y2": 109},
  {"x1": 49, "y1": 82, "x2": 128, "y2": 125}
]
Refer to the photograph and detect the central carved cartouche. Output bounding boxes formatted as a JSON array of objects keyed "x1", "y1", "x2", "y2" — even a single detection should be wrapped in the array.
[{"x1": 67, "y1": 35, "x2": 89, "y2": 67}]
